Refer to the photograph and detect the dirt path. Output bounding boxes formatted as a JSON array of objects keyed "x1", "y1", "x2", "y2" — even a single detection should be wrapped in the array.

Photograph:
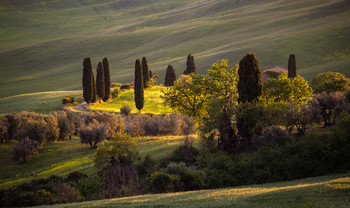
[{"x1": 72, "y1": 101, "x2": 89, "y2": 112}]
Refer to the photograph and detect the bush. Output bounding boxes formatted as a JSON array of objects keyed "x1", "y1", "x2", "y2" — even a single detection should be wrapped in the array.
[
  {"x1": 149, "y1": 172, "x2": 174, "y2": 193},
  {"x1": 120, "y1": 104, "x2": 133, "y2": 116},
  {"x1": 170, "y1": 137, "x2": 199, "y2": 164},
  {"x1": 111, "y1": 88, "x2": 120, "y2": 99},
  {"x1": 12, "y1": 137, "x2": 39, "y2": 162},
  {"x1": 103, "y1": 163, "x2": 140, "y2": 198},
  {"x1": 66, "y1": 171, "x2": 88, "y2": 184},
  {"x1": 51, "y1": 111, "x2": 74, "y2": 141},
  {"x1": 82, "y1": 112, "x2": 124, "y2": 138},
  {"x1": 0, "y1": 116, "x2": 8, "y2": 143},
  {"x1": 62, "y1": 96, "x2": 74, "y2": 104},
  {"x1": 120, "y1": 82, "x2": 133, "y2": 90},
  {"x1": 52, "y1": 182, "x2": 81, "y2": 203},
  {"x1": 137, "y1": 154, "x2": 156, "y2": 177},
  {"x1": 77, "y1": 176, "x2": 103, "y2": 200}
]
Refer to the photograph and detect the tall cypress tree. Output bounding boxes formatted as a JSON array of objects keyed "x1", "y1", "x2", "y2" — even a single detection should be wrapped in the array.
[
  {"x1": 102, "y1": 57, "x2": 111, "y2": 102},
  {"x1": 142, "y1": 57, "x2": 149, "y2": 88},
  {"x1": 238, "y1": 52, "x2": 262, "y2": 103},
  {"x1": 288, "y1": 54, "x2": 297, "y2": 78},
  {"x1": 82, "y1": 57, "x2": 93, "y2": 103},
  {"x1": 149, "y1": 70, "x2": 153, "y2": 79},
  {"x1": 134, "y1": 59, "x2": 144, "y2": 111},
  {"x1": 183, "y1": 54, "x2": 196, "y2": 75},
  {"x1": 92, "y1": 69, "x2": 97, "y2": 103},
  {"x1": 164, "y1": 64, "x2": 176, "y2": 86},
  {"x1": 96, "y1": 61, "x2": 105, "y2": 99}
]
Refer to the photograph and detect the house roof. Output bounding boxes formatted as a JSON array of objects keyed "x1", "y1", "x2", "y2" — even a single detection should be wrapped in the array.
[{"x1": 261, "y1": 66, "x2": 288, "y2": 83}]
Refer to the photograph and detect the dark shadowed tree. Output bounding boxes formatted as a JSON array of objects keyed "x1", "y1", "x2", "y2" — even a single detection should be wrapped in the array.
[
  {"x1": 149, "y1": 70, "x2": 153, "y2": 79},
  {"x1": 96, "y1": 62, "x2": 105, "y2": 99},
  {"x1": 92, "y1": 69, "x2": 97, "y2": 103},
  {"x1": 164, "y1": 64, "x2": 176, "y2": 86},
  {"x1": 83, "y1": 57, "x2": 94, "y2": 103},
  {"x1": 12, "y1": 137, "x2": 39, "y2": 163},
  {"x1": 103, "y1": 57, "x2": 111, "y2": 101},
  {"x1": 183, "y1": 54, "x2": 196, "y2": 75},
  {"x1": 134, "y1": 59, "x2": 144, "y2": 111},
  {"x1": 238, "y1": 52, "x2": 262, "y2": 103},
  {"x1": 288, "y1": 54, "x2": 297, "y2": 78},
  {"x1": 142, "y1": 57, "x2": 150, "y2": 88}
]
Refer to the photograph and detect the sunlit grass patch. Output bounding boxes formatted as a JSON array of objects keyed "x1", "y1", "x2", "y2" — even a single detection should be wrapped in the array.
[{"x1": 89, "y1": 86, "x2": 173, "y2": 114}]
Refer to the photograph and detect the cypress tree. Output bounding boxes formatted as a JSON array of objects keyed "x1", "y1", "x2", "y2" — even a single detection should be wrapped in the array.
[
  {"x1": 183, "y1": 54, "x2": 196, "y2": 75},
  {"x1": 134, "y1": 59, "x2": 144, "y2": 111},
  {"x1": 82, "y1": 57, "x2": 93, "y2": 103},
  {"x1": 238, "y1": 52, "x2": 262, "y2": 103},
  {"x1": 142, "y1": 57, "x2": 150, "y2": 88},
  {"x1": 92, "y1": 69, "x2": 97, "y2": 103},
  {"x1": 96, "y1": 61, "x2": 105, "y2": 99},
  {"x1": 102, "y1": 57, "x2": 111, "y2": 102},
  {"x1": 149, "y1": 70, "x2": 153, "y2": 79},
  {"x1": 164, "y1": 64, "x2": 176, "y2": 86},
  {"x1": 288, "y1": 54, "x2": 297, "y2": 78}
]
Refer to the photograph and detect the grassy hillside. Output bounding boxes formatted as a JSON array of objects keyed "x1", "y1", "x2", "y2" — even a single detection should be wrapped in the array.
[
  {"x1": 0, "y1": 135, "x2": 192, "y2": 188},
  {"x1": 89, "y1": 86, "x2": 173, "y2": 114},
  {"x1": 37, "y1": 174, "x2": 350, "y2": 208},
  {"x1": 1, "y1": 0, "x2": 349, "y2": 98},
  {"x1": 0, "y1": 90, "x2": 82, "y2": 114}
]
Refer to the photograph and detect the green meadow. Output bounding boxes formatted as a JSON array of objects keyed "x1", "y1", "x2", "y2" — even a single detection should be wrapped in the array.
[
  {"x1": 89, "y1": 86, "x2": 173, "y2": 114},
  {"x1": 0, "y1": 135, "x2": 192, "y2": 188},
  {"x1": 1, "y1": 0, "x2": 349, "y2": 98},
  {"x1": 38, "y1": 174, "x2": 350, "y2": 208}
]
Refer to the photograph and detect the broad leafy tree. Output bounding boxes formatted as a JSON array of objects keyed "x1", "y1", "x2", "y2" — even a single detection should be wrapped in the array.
[
  {"x1": 12, "y1": 137, "x2": 39, "y2": 163},
  {"x1": 311, "y1": 72, "x2": 349, "y2": 94}
]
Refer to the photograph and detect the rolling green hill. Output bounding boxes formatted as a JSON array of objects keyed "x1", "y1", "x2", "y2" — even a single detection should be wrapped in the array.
[
  {"x1": 1, "y1": 0, "x2": 349, "y2": 98},
  {"x1": 38, "y1": 174, "x2": 350, "y2": 208}
]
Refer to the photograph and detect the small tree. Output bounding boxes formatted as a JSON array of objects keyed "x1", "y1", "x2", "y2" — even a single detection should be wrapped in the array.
[
  {"x1": 314, "y1": 92, "x2": 344, "y2": 127},
  {"x1": 82, "y1": 57, "x2": 94, "y2": 103},
  {"x1": 311, "y1": 72, "x2": 349, "y2": 94},
  {"x1": 238, "y1": 52, "x2": 262, "y2": 103},
  {"x1": 94, "y1": 133, "x2": 137, "y2": 169},
  {"x1": 79, "y1": 119, "x2": 107, "y2": 148},
  {"x1": 96, "y1": 62, "x2": 105, "y2": 100},
  {"x1": 51, "y1": 111, "x2": 74, "y2": 141},
  {"x1": 183, "y1": 54, "x2": 196, "y2": 75},
  {"x1": 142, "y1": 57, "x2": 150, "y2": 88},
  {"x1": 288, "y1": 54, "x2": 297, "y2": 78},
  {"x1": 103, "y1": 57, "x2": 111, "y2": 102},
  {"x1": 164, "y1": 64, "x2": 176, "y2": 86},
  {"x1": 12, "y1": 137, "x2": 39, "y2": 163},
  {"x1": 4, "y1": 112, "x2": 22, "y2": 141},
  {"x1": 134, "y1": 59, "x2": 144, "y2": 112}
]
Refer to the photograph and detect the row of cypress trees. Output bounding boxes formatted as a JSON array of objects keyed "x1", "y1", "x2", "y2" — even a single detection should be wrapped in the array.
[
  {"x1": 164, "y1": 53, "x2": 197, "y2": 87},
  {"x1": 82, "y1": 57, "x2": 111, "y2": 103}
]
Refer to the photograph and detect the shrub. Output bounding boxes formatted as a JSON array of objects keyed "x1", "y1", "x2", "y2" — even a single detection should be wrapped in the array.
[
  {"x1": 79, "y1": 119, "x2": 107, "y2": 148},
  {"x1": 103, "y1": 164, "x2": 140, "y2": 198},
  {"x1": 120, "y1": 82, "x2": 133, "y2": 90},
  {"x1": 0, "y1": 116, "x2": 8, "y2": 143},
  {"x1": 311, "y1": 71, "x2": 349, "y2": 94},
  {"x1": 137, "y1": 154, "x2": 156, "y2": 177},
  {"x1": 52, "y1": 182, "x2": 81, "y2": 203},
  {"x1": 66, "y1": 171, "x2": 88, "y2": 184},
  {"x1": 120, "y1": 104, "x2": 132, "y2": 116},
  {"x1": 111, "y1": 88, "x2": 120, "y2": 99},
  {"x1": 82, "y1": 112, "x2": 125, "y2": 138},
  {"x1": 149, "y1": 172, "x2": 173, "y2": 193},
  {"x1": 62, "y1": 96, "x2": 74, "y2": 104},
  {"x1": 170, "y1": 137, "x2": 199, "y2": 164},
  {"x1": 77, "y1": 176, "x2": 103, "y2": 200},
  {"x1": 12, "y1": 137, "x2": 39, "y2": 162}
]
